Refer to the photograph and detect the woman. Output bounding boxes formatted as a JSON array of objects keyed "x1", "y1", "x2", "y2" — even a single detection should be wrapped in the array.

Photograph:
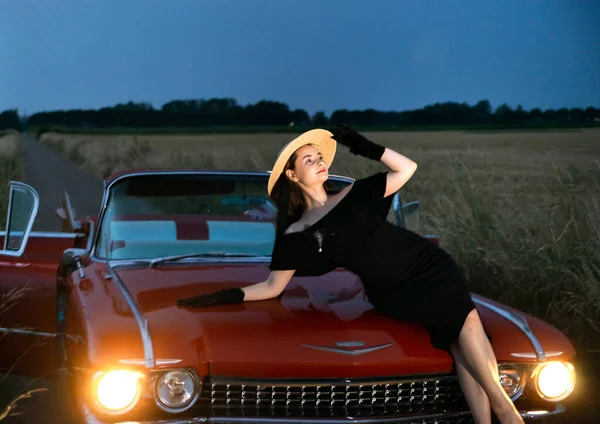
[{"x1": 176, "y1": 125, "x2": 524, "y2": 424}]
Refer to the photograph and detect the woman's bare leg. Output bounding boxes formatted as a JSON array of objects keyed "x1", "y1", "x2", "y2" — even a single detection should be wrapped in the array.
[
  {"x1": 450, "y1": 343, "x2": 492, "y2": 423},
  {"x1": 457, "y1": 309, "x2": 524, "y2": 423}
]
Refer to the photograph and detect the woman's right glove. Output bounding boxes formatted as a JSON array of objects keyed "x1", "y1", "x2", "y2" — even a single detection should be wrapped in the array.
[
  {"x1": 176, "y1": 288, "x2": 245, "y2": 308},
  {"x1": 330, "y1": 123, "x2": 386, "y2": 161}
]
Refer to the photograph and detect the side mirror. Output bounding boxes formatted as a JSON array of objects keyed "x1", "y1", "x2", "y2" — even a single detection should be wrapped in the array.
[
  {"x1": 1, "y1": 182, "x2": 39, "y2": 257},
  {"x1": 392, "y1": 191, "x2": 424, "y2": 236},
  {"x1": 392, "y1": 191, "x2": 405, "y2": 227},
  {"x1": 59, "y1": 248, "x2": 91, "y2": 279},
  {"x1": 402, "y1": 201, "x2": 424, "y2": 236}
]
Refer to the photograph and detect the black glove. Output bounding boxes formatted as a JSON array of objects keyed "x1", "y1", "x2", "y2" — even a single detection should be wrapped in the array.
[
  {"x1": 176, "y1": 288, "x2": 245, "y2": 308},
  {"x1": 330, "y1": 123, "x2": 385, "y2": 161}
]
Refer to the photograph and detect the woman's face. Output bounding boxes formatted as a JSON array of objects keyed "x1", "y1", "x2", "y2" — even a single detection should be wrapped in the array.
[{"x1": 286, "y1": 144, "x2": 329, "y2": 188}]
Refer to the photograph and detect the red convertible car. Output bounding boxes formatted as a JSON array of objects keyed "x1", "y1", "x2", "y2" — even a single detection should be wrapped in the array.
[{"x1": 0, "y1": 169, "x2": 577, "y2": 423}]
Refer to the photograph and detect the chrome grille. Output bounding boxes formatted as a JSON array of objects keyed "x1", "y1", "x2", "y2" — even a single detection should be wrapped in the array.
[{"x1": 199, "y1": 376, "x2": 468, "y2": 418}]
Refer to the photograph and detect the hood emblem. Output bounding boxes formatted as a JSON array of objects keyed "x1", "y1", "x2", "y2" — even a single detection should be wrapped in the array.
[{"x1": 302, "y1": 341, "x2": 394, "y2": 356}]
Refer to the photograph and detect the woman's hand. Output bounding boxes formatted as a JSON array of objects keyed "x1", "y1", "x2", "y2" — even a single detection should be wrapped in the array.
[
  {"x1": 331, "y1": 123, "x2": 418, "y2": 197},
  {"x1": 330, "y1": 123, "x2": 385, "y2": 161}
]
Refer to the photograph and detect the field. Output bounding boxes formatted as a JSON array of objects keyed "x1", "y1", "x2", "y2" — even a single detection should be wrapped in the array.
[{"x1": 36, "y1": 128, "x2": 600, "y2": 415}]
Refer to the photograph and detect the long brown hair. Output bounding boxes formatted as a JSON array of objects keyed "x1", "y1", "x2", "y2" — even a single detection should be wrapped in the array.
[{"x1": 269, "y1": 146, "x2": 340, "y2": 241}]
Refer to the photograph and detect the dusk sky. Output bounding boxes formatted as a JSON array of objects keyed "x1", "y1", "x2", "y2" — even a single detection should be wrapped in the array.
[{"x1": 2, "y1": 0, "x2": 599, "y2": 116}]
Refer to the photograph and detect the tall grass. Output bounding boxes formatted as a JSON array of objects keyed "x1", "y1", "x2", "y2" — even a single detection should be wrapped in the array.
[
  {"x1": 0, "y1": 131, "x2": 23, "y2": 228},
  {"x1": 417, "y1": 155, "x2": 600, "y2": 362},
  {"x1": 0, "y1": 132, "x2": 45, "y2": 421},
  {"x1": 0, "y1": 286, "x2": 48, "y2": 422}
]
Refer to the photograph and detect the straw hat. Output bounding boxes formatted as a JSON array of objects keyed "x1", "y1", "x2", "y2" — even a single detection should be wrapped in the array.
[{"x1": 267, "y1": 128, "x2": 337, "y2": 196}]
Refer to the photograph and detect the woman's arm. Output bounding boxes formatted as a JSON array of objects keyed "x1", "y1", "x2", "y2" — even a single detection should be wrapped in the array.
[
  {"x1": 242, "y1": 269, "x2": 296, "y2": 301},
  {"x1": 330, "y1": 124, "x2": 418, "y2": 197},
  {"x1": 176, "y1": 269, "x2": 295, "y2": 307},
  {"x1": 380, "y1": 148, "x2": 418, "y2": 197}
]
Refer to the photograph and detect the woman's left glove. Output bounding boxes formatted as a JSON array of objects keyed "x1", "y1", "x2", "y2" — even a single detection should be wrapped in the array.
[
  {"x1": 176, "y1": 288, "x2": 245, "y2": 308},
  {"x1": 330, "y1": 123, "x2": 386, "y2": 161}
]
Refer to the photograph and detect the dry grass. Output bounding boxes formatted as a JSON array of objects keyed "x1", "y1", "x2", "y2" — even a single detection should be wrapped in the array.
[
  {"x1": 0, "y1": 284, "x2": 48, "y2": 422},
  {"x1": 40, "y1": 128, "x2": 600, "y2": 404},
  {"x1": 0, "y1": 133, "x2": 19, "y2": 160},
  {"x1": 0, "y1": 131, "x2": 23, "y2": 228},
  {"x1": 0, "y1": 133, "x2": 39, "y2": 422}
]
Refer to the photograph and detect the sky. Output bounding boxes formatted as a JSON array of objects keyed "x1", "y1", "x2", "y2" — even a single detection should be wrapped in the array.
[{"x1": 1, "y1": 0, "x2": 599, "y2": 116}]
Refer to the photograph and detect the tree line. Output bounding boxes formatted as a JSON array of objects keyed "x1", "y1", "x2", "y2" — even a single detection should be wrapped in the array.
[{"x1": 1, "y1": 98, "x2": 599, "y2": 131}]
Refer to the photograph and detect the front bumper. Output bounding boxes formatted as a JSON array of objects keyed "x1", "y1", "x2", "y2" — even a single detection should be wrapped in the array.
[{"x1": 80, "y1": 402, "x2": 567, "y2": 424}]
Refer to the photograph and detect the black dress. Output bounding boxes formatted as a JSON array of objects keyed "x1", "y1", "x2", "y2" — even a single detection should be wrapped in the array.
[{"x1": 269, "y1": 171, "x2": 478, "y2": 352}]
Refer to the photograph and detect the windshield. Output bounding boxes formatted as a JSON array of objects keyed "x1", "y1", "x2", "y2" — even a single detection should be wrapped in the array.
[{"x1": 94, "y1": 173, "x2": 350, "y2": 261}]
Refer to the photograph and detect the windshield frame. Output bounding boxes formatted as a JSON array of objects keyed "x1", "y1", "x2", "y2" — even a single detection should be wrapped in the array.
[{"x1": 89, "y1": 170, "x2": 354, "y2": 264}]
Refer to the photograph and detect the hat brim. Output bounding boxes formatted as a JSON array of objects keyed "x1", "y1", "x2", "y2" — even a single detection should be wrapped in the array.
[{"x1": 267, "y1": 129, "x2": 337, "y2": 196}]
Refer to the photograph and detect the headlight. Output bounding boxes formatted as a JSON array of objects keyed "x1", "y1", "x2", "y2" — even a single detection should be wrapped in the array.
[
  {"x1": 533, "y1": 361, "x2": 576, "y2": 401},
  {"x1": 498, "y1": 364, "x2": 524, "y2": 399},
  {"x1": 92, "y1": 370, "x2": 145, "y2": 414},
  {"x1": 154, "y1": 369, "x2": 199, "y2": 412}
]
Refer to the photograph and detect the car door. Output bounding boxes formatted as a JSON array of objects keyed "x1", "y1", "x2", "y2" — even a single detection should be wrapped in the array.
[{"x1": 0, "y1": 181, "x2": 82, "y2": 378}]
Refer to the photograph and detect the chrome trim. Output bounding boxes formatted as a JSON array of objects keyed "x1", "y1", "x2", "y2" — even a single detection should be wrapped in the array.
[
  {"x1": 109, "y1": 257, "x2": 274, "y2": 269},
  {"x1": 85, "y1": 219, "x2": 95, "y2": 251},
  {"x1": 119, "y1": 358, "x2": 182, "y2": 366},
  {"x1": 80, "y1": 400, "x2": 208, "y2": 424},
  {"x1": 1, "y1": 181, "x2": 40, "y2": 256},
  {"x1": 0, "y1": 231, "x2": 84, "y2": 238},
  {"x1": 92, "y1": 176, "x2": 110, "y2": 257},
  {"x1": 76, "y1": 258, "x2": 85, "y2": 278},
  {"x1": 207, "y1": 373, "x2": 455, "y2": 386},
  {"x1": 302, "y1": 342, "x2": 394, "y2": 356},
  {"x1": 521, "y1": 402, "x2": 567, "y2": 419},
  {"x1": 90, "y1": 169, "x2": 354, "y2": 262},
  {"x1": 201, "y1": 404, "x2": 567, "y2": 422},
  {"x1": 335, "y1": 341, "x2": 365, "y2": 347},
  {"x1": 511, "y1": 351, "x2": 563, "y2": 359},
  {"x1": 0, "y1": 327, "x2": 82, "y2": 343},
  {"x1": 77, "y1": 398, "x2": 568, "y2": 424},
  {"x1": 473, "y1": 297, "x2": 546, "y2": 360},
  {"x1": 204, "y1": 414, "x2": 476, "y2": 424},
  {"x1": 107, "y1": 263, "x2": 156, "y2": 368},
  {"x1": 79, "y1": 404, "x2": 567, "y2": 424}
]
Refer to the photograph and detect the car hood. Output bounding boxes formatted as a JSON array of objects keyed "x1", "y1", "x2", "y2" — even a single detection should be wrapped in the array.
[{"x1": 79, "y1": 262, "x2": 576, "y2": 379}]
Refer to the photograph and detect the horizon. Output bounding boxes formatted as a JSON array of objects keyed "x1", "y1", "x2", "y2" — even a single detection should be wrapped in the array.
[{"x1": 8, "y1": 97, "x2": 600, "y2": 120}]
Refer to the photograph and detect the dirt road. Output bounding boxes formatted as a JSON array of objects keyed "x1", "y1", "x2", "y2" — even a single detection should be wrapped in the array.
[
  {"x1": 0, "y1": 133, "x2": 102, "y2": 423},
  {"x1": 20, "y1": 133, "x2": 103, "y2": 231}
]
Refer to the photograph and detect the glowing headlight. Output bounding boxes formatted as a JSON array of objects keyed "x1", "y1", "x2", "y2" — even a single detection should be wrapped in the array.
[
  {"x1": 92, "y1": 370, "x2": 144, "y2": 414},
  {"x1": 533, "y1": 361, "x2": 576, "y2": 401},
  {"x1": 498, "y1": 364, "x2": 524, "y2": 399},
  {"x1": 154, "y1": 369, "x2": 198, "y2": 412}
]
